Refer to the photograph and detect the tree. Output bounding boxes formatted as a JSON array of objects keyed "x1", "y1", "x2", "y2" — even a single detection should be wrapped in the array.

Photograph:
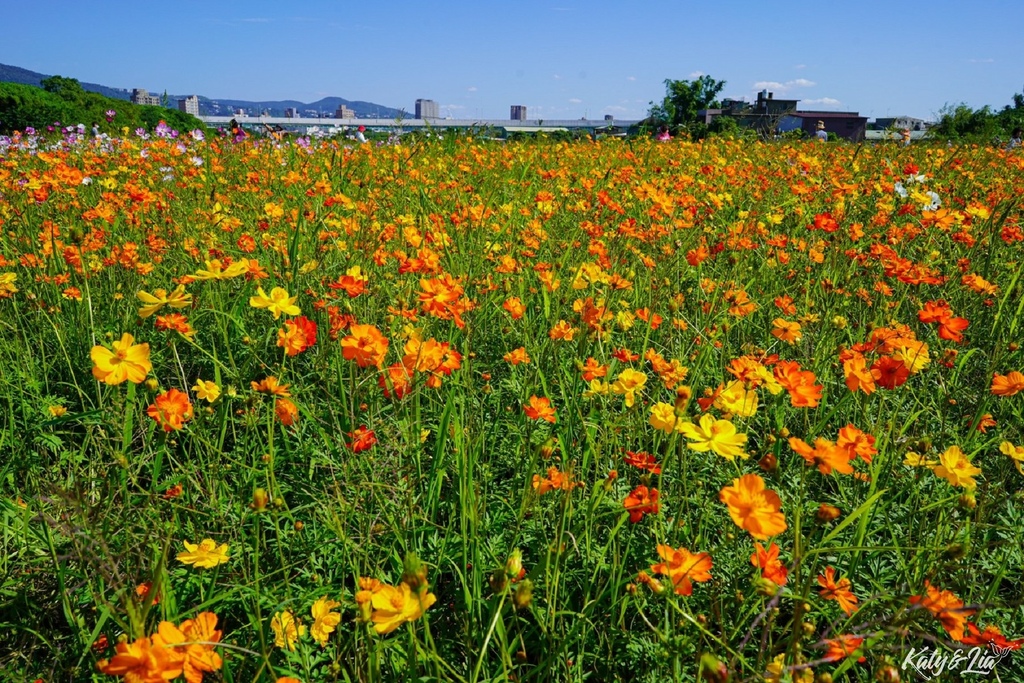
[
  {"x1": 40, "y1": 75, "x2": 85, "y2": 103},
  {"x1": 649, "y1": 75, "x2": 726, "y2": 130}
]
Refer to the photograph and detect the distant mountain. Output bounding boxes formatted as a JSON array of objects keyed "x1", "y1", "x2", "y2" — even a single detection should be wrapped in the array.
[
  {"x1": 0, "y1": 63, "x2": 131, "y2": 101},
  {"x1": 0, "y1": 62, "x2": 405, "y2": 119}
]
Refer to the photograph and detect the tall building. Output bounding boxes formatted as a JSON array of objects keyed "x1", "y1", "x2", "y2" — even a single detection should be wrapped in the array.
[
  {"x1": 177, "y1": 95, "x2": 199, "y2": 117},
  {"x1": 131, "y1": 88, "x2": 161, "y2": 106},
  {"x1": 335, "y1": 104, "x2": 355, "y2": 119},
  {"x1": 510, "y1": 105, "x2": 527, "y2": 121},
  {"x1": 285, "y1": 107, "x2": 298, "y2": 118},
  {"x1": 415, "y1": 99, "x2": 439, "y2": 119}
]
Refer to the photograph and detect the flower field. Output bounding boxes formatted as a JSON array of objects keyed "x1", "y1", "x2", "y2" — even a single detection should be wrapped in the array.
[{"x1": 1, "y1": 128, "x2": 1023, "y2": 682}]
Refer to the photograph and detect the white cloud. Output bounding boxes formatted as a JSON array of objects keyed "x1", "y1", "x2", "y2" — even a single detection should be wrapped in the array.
[
  {"x1": 794, "y1": 64, "x2": 807, "y2": 70},
  {"x1": 569, "y1": 98, "x2": 582, "y2": 104},
  {"x1": 467, "y1": 86, "x2": 478, "y2": 92},
  {"x1": 689, "y1": 71, "x2": 705, "y2": 79},
  {"x1": 802, "y1": 97, "x2": 841, "y2": 106},
  {"x1": 241, "y1": 17, "x2": 271, "y2": 22},
  {"x1": 603, "y1": 105, "x2": 629, "y2": 112},
  {"x1": 553, "y1": 74, "x2": 562, "y2": 80},
  {"x1": 968, "y1": 58, "x2": 995, "y2": 63},
  {"x1": 753, "y1": 79, "x2": 815, "y2": 93},
  {"x1": 627, "y1": 76, "x2": 636, "y2": 81}
]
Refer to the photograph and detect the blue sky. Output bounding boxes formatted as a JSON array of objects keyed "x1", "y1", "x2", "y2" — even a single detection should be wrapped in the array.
[{"x1": 4, "y1": 0, "x2": 1023, "y2": 121}]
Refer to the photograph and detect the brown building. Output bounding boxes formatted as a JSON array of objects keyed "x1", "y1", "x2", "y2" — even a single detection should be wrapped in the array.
[{"x1": 699, "y1": 90, "x2": 867, "y2": 141}]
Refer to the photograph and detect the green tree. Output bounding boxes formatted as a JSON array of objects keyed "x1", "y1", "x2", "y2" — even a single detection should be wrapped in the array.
[
  {"x1": 40, "y1": 75, "x2": 85, "y2": 103},
  {"x1": 649, "y1": 75, "x2": 726, "y2": 131}
]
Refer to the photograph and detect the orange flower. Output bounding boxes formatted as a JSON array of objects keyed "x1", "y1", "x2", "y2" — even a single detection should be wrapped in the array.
[
  {"x1": 503, "y1": 347, "x2": 530, "y2": 365},
  {"x1": 871, "y1": 355, "x2": 909, "y2": 390},
  {"x1": 823, "y1": 634, "x2": 865, "y2": 663},
  {"x1": 789, "y1": 436, "x2": 854, "y2": 475},
  {"x1": 157, "y1": 613, "x2": 224, "y2": 683},
  {"x1": 623, "y1": 485, "x2": 659, "y2": 523},
  {"x1": 836, "y1": 424, "x2": 877, "y2": 463},
  {"x1": 532, "y1": 466, "x2": 575, "y2": 494},
  {"x1": 842, "y1": 353, "x2": 876, "y2": 395},
  {"x1": 503, "y1": 297, "x2": 525, "y2": 319},
  {"x1": 275, "y1": 398, "x2": 299, "y2": 426},
  {"x1": 773, "y1": 360, "x2": 822, "y2": 408},
  {"x1": 347, "y1": 426, "x2": 377, "y2": 453},
  {"x1": 580, "y1": 357, "x2": 608, "y2": 381},
  {"x1": 750, "y1": 542, "x2": 788, "y2": 586},
  {"x1": 277, "y1": 316, "x2": 317, "y2": 356},
  {"x1": 910, "y1": 581, "x2": 976, "y2": 641},
  {"x1": 252, "y1": 376, "x2": 291, "y2": 396},
  {"x1": 771, "y1": 318, "x2": 802, "y2": 344},
  {"x1": 960, "y1": 623, "x2": 1024, "y2": 650},
  {"x1": 341, "y1": 324, "x2": 389, "y2": 368},
  {"x1": 328, "y1": 265, "x2": 369, "y2": 297},
  {"x1": 147, "y1": 388, "x2": 194, "y2": 432},
  {"x1": 549, "y1": 320, "x2": 576, "y2": 340},
  {"x1": 817, "y1": 566, "x2": 858, "y2": 615},
  {"x1": 623, "y1": 450, "x2": 661, "y2": 474},
  {"x1": 650, "y1": 545, "x2": 713, "y2": 596},
  {"x1": 991, "y1": 371, "x2": 1024, "y2": 396},
  {"x1": 718, "y1": 474, "x2": 787, "y2": 540},
  {"x1": 524, "y1": 396, "x2": 556, "y2": 423},
  {"x1": 96, "y1": 636, "x2": 183, "y2": 682},
  {"x1": 379, "y1": 363, "x2": 413, "y2": 399}
]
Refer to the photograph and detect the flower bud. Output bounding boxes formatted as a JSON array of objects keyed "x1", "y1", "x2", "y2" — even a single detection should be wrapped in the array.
[
  {"x1": 144, "y1": 378, "x2": 160, "y2": 392},
  {"x1": 513, "y1": 579, "x2": 533, "y2": 610},
  {"x1": 959, "y1": 494, "x2": 977, "y2": 510},
  {"x1": 758, "y1": 452, "x2": 778, "y2": 472},
  {"x1": 815, "y1": 504, "x2": 841, "y2": 523},
  {"x1": 698, "y1": 653, "x2": 729, "y2": 683},
  {"x1": 402, "y1": 551, "x2": 429, "y2": 594},
  {"x1": 505, "y1": 549, "x2": 525, "y2": 582},
  {"x1": 251, "y1": 488, "x2": 269, "y2": 512}
]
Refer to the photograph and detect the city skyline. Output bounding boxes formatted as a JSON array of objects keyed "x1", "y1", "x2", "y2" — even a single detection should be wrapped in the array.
[{"x1": 4, "y1": 0, "x2": 1023, "y2": 122}]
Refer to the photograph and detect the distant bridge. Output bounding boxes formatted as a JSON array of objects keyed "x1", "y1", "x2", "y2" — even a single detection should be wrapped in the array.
[{"x1": 199, "y1": 115, "x2": 642, "y2": 133}]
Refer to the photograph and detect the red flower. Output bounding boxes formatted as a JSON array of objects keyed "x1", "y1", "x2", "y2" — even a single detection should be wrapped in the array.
[
  {"x1": 623, "y1": 485, "x2": 659, "y2": 523},
  {"x1": 624, "y1": 450, "x2": 661, "y2": 474},
  {"x1": 347, "y1": 426, "x2": 377, "y2": 453}
]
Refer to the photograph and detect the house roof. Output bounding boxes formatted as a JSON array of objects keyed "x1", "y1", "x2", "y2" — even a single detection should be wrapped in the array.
[{"x1": 792, "y1": 111, "x2": 866, "y2": 119}]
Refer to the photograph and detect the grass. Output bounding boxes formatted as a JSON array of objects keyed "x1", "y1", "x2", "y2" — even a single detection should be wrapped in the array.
[{"x1": 0, "y1": 128, "x2": 1022, "y2": 682}]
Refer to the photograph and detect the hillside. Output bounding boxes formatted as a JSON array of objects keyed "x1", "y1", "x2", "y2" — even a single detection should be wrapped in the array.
[{"x1": 0, "y1": 63, "x2": 405, "y2": 119}]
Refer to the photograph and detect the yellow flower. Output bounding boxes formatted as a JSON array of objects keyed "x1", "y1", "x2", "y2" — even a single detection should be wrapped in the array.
[
  {"x1": 48, "y1": 405, "x2": 68, "y2": 417},
  {"x1": 999, "y1": 441, "x2": 1024, "y2": 475},
  {"x1": 581, "y1": 379, "x2": 610, "y2": 399},
  {"x1": 904, "y1": 451, "x2": 937, "y2": 467},
  {"x1": 677, "y1": 414, "x2": 748, "y2": 460},
  {"x1": 0, "y1": 272, "x2": 18, "y2": 298},
  {"x1": 649, "y1": 402, "x2": 677, "y2": 434},
  {"x1": 930, "y1": 446, "x2": 982, "y2": 490},
  {"x1": 370, "y1": 582, "x2": 437, "y2": 635},
  {"x1": 894, "y1": 341, "x2": 930, "y2": 374},
  {"x1": 310, "y1": 596, "x2": 341, "y2": 647},
  {"x1": 610, "y1": 369, "x2": 647, "y2": 407},
  {"x1": 176, "y1": 538, "x2": 230, "y2": 569},
  {"x1": 136, "y1": 284, "x2": 192, "y2": 318},
  {"x1": 91, "y1": 333, "x2": 152, "y2": 385},
  {"x1": 191, "y1": 379, "x2": 221, "y2": 403},
  {"x1": 193, "y1": 258, "x2": 250, "y2": 281},
  {"x1": 271, "y1": 610, "x2": 306, "y2": 650},
  {"x1": 249, "y1": 286, "x2": 300, "y2": 319},
  {"x1": 714, "y1": 380, "x2": 758, "y2": 417}
]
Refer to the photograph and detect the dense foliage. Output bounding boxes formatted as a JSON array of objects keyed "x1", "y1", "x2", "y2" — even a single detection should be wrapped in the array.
[
  {"x1": 0, "y1": 77, "x2": 204, "y2": 135},
  {"x1": 1, "y1": 129, "x2": 1023, "y2": 683}
]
